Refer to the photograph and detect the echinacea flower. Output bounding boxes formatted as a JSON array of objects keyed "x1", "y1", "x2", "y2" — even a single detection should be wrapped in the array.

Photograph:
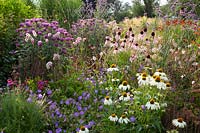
[
  {"x1": 118, "y1": 81, "x2": 130, "y2": 91},
  {"x1": 153, "y1": 69, "x2": 169, "y2": 82},
  {"x1": 172, "y1": 118, "x2": 186, "y2": 128},
  {"x1": 118, "y1": 114, "x2": 130, "y2": 124},
  {"x1": 109, "y1": 114, "x2": 118, "y2": 122},
  {"x1": 138, "y1": 76, "x2": 149, "y2": 86},
  {"x1": 145, "y1": 98, "x2": 160, "y2": 110},
  {"x1": 165, "y1": 82, "x2": 171, "y2": 89},
  {"x1": 104, "y1": 96, "x2": 113, "y2": 105},
  {"x1": 107, "y1": 64, "x2": 119, "y2": 72},
  {"x1": 119, "y1": 92, "x2": 131, "y2": 101},
  {"x1": 78, "y1": 126, "x2": 89, "y2": 133}
]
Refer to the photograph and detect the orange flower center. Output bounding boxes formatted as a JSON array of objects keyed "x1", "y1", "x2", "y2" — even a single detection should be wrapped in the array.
[
  {"x1": 121, "y1": 114, "x2": 126, "y2": 119},
  {"x1": 153, "y1": 75, "x2": 157, "y2": 79},
  {"x1": 142, "y1": 73, "x2": 147, "y2": 77},
  {"x1": 111, "y1": 64, "x2": 116, "y2": 68},
  {"x1": 142, "y1": 77, "x2": 146, "y2": 80},
  {"x1": 122, "y1": 81, "x2": 128, "y2": 86},
  {"x1": 80, "y1": 126, "x2": 85, "y2": 131},
  {"x1": 112, "y1": 114, "x2": 116, "y2": 117},
  {"x1": 150, "y1": 99, "x2": 155, "y2": 104},
  {"x1": 178, "y1": 118, "x2": 183, "y2": 123},
  {"x1": 105, "y1": 96, "x2": 110, "y2": 100},
  {"x1": 166, "y1": 82, "x2": 171, "y2": 87},
  {"x1": 155, "y1": 76, "x2": 161, "y2": 82},
  {"x1": 157, "y1": 68, "x2": 163, "y2": 72},
  {"x1": 122, "y1": 92, "x2": 127, "y2": 97}
]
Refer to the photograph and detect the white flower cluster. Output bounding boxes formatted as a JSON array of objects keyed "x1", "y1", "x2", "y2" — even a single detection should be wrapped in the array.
[
  {"x1": 109, "y1": 114, "x2": 130, "y2": 124},
  {"x1": 136, "y1": 68, "x2": 171, "y2": 90},
  {"x1": 172, "y1": 118, "x2": 187, "y2": 128}
]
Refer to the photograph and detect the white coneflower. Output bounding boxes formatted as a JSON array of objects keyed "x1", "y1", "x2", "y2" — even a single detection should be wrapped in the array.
[
  {"x1": 154, "y1": 69, "x2": 169, "y2": 82},
  {"x1": 156, "y1": 81, "x2": 166, "y2": 90},
  {"x1": 53, "y1": 53, "x2": 61, "y2": 61},
  {"x1": 79, "y1": 126, "x2": 89, "y2": 133},
  {"x1": 109, "y1": 114, "x2": 118, "y2": 122},
  {"x1": 119, "y1": 92, "x2": 131, "y2": 101},
  {"x1": 151, "y1": 76, "x2": 167, "y2": 90},
  {"x1": 104, "y1": 96, "x2": 113, "y2": 105},
  {"x1": 145, "y1": 98, "x2": 160, "y2": 110},
  {"x1": 118, "y1": 81, "x2": 130, "y2": 91},
  {"x1": 107, "y1": 64, "x2": 119, "y2": 72},
  {"x1": 46, "y1": 61, "x2": 53, "y2": 70},
  {"x1": 172, "y1": 118, "x2": 187, "y2": 128},
  {"x1": 165, "y1": 82, "x2": 171, "y2": 89},
  {"x1": 118, "y1": 114, "x2": 130, "y2": 124},
  {"x1": 138, "y1": 76, "x2": 150, "y2": 86}
]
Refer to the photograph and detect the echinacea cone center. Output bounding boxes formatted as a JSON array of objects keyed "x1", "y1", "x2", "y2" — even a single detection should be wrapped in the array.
[
  {"x1": 122, "y1": 81, "x2": 128, "y2": 86},
  {"x1": 150, "y1": 99, "x2": 155, "y2": 104},
  {"x1": 178, "y1": 118, "x2": 183, "y2": 123},
  {"x1": 80, "y1": 126, "x2": 85, "y2": 131}
]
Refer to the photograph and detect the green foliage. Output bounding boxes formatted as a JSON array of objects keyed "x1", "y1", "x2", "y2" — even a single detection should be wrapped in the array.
[
  {"x1": 70, "y1": 18, "x2": 110, "y2": 58},
  {"x1": 49, "y1": 71, "x2": 87, "y2": 100},
  {"x1": 0, "y1": 92, "x2": 45, "y2": 133},
  {"x1": 131, "y1": 0, "x2": 145, "y2": 17},
  {"x1": 105, "y1": 50, "x2": 132, "y2": 68},
  {"x1": 39, "y1": 0, "x2": 82, "y2": 29},
  {"x1": 0, "y1": 0, "x2": 38, "y2": 86}
]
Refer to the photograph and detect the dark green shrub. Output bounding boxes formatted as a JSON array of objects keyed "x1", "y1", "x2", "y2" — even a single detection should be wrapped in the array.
[
  {"x1": 0, "y1": 0, "x2": 38, "y2": 87},
  {"x1": 0, "y1": 92, "x2": 45, "y2": 133}
]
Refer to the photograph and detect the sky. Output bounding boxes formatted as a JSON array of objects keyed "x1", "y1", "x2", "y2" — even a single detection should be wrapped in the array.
[{"x1": 120, "y1": 0, "x2": 168, "y2": 6}]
